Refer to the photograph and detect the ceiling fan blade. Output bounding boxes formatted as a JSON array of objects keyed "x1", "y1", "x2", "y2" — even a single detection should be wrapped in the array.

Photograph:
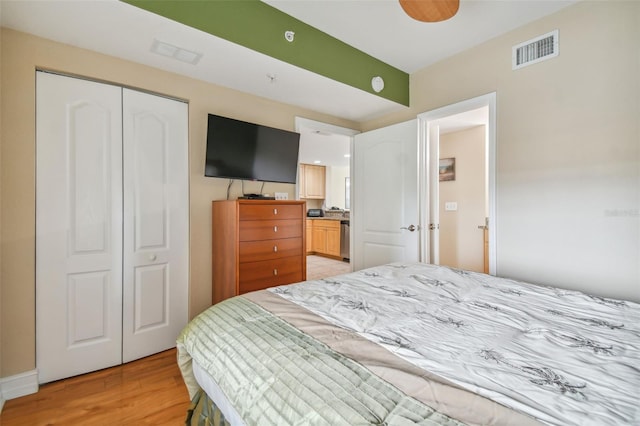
[{"x1": 399, "y1": 0, "x2": 460, "y2": 22}]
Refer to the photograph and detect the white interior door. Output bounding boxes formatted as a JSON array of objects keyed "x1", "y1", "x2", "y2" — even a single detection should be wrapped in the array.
[
  {"x1": 352, "y1": 120, "x2": 419, "y2": 271},
  {"x1": 36, "y1": 72, "x2": 123, "y2": 383},
  {"x1": 121, "y1": 89, "x2": 189, "y2": 362}
]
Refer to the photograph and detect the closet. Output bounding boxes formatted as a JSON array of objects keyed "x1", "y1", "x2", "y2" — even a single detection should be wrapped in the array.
[{"x1": 35, "y1": 72, "x2": 189, "y2": 383}]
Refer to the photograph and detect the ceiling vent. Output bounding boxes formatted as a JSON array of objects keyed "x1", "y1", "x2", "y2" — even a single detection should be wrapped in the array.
[
  {"x1": 151, "y1": 39, "x2": 202, "y2": 65},
  {"x1": 512, "y1": 30, "x2": 558, "y2": 70}
]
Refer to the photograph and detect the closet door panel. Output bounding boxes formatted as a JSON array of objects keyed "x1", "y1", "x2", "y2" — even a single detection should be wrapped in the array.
[
  {"x1": 68, "y1": 271, "x2": 111, "y2": 342},
  {"x1": 133, "y1": 112, "x2": 167, "y2": 249},
  {"x1": 36, "y1": 72, "x2": 123, "y2": 383},
  {"x1": 134, "y1": 264, "x2": 169, "y2": 330},
  {"x1": 122, "y1": 89, "x2": 189, "y2": 362}
]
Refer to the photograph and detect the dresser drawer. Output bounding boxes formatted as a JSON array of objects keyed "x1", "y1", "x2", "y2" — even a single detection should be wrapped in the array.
[
  {"x1": 239, "y1": 219, "x2": 302, "y2": 241},
  {"x1": 239, "y1": 203, "x2": 303, "y2": 221},
  {"x1": 239, "y1": 238, "x2": 302, "y2": 263},
  {"x1": 238, "y1": 256, "x2": 303, "y2": 294}
]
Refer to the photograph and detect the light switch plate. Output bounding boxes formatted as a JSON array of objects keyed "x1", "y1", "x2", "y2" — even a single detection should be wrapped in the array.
[
  {"x1": 275, "y1": 192, "x2": 288, "y2": 200},
  {"x1": 445, "y1": 202, "x2": 458, "y2": 211}
]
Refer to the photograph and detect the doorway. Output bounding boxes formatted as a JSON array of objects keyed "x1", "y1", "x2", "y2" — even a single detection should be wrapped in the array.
[
  {"x1": 418, "y1": 93, "x2": 497, "y2": 274},
  {"x1": 295, "y1": 117, "x2": 359, "y2": 269}
]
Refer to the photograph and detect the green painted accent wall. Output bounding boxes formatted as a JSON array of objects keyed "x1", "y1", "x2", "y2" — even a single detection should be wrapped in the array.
[{"x1": 122, "y1": 0, "x2": 409, "y2": 106}]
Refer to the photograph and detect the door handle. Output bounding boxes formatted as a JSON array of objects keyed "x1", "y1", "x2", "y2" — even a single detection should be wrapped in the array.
[{"x1": 400, "y1": 224, "x2": 417, "y2": 232}]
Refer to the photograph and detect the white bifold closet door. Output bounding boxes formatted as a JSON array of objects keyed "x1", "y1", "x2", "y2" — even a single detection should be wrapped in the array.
[{"x1": 36, "y1": 72, "x2": 189, "y2": 384}]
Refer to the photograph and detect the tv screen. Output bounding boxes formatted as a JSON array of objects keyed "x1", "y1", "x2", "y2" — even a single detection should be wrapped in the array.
[{"x1": 205, "y1": 114, "x2": 300, "y2": 184}]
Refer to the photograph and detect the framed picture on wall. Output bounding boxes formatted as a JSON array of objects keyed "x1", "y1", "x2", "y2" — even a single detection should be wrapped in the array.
[{"x1": 439, "y1": 158, "x2": 455, "y2": 181}]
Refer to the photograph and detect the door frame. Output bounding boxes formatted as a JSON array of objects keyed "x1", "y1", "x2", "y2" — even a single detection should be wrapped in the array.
[{"x1": 417, "y1": 92, "x2": 497, "y2": 274}]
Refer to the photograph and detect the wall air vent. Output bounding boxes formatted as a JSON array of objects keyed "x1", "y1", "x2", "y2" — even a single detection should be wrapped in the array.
[{"x1": 512, "y1": 30, "x2": 559, "y2": 70}]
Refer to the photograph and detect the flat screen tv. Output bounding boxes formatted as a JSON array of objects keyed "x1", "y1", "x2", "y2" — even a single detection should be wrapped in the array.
[{"x1": 205, "y1": 114, "x2": 300, "y2": 184}]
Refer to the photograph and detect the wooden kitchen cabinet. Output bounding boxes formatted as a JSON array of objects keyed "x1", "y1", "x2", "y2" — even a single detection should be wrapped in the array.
[
  {"x1": 326, "y1": 224, "x2": 341, "y2": 256},
  {"x1": 299, "y1": 163, "x2": 326, "y2": 199},
  {"x1": 312, "y1": 225, "x2": 326, "y2": 253},
  {"x1": 212, "y1": 200, "x2": 306, "y2": 304},
  {"x1": 310, "y1": 219, "x2": 341, "y2": 258}
]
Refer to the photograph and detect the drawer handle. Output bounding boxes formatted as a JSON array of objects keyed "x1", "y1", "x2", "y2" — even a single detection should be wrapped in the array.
[
  {"x1": 273, "y1": 245, "x2": 278, "y2": 253},
  {"x1": 274, "y1": 208, "x2": 278, "y2": 215},
  {"x1": 273, "y1": 268, "x2": 278, "y2": 276},
  {"x1": 274, "y1": 225, "x2": 278, "y2": 232}
]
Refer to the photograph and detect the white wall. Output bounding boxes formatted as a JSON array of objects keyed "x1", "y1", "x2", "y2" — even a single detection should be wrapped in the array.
[
  {"x1": 365, "y1": 1, "x2": 640, "y2": 302},
  {"x1": 326, "y1": 166, "x2": 349, "y2": 210}
]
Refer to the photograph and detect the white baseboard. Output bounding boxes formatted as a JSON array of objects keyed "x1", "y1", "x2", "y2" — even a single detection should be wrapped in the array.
[{"x1": 0, "y1": 369, "x2": 39, "y2": 402}]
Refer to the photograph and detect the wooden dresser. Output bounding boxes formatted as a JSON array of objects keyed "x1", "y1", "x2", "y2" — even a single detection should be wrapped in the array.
[{"x1": 212, "y1": 200, "x2": 306, "y2": 304}]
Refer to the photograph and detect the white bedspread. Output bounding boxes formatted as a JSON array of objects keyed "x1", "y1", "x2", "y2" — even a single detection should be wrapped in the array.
[{"x1": 269, "y1": 263, "x2": 640, "y2": 426}]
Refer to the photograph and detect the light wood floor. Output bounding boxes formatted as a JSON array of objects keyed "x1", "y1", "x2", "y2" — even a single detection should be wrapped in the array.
[{"x1": 0, "y1": 348, "x2": 190, "y2": 425}]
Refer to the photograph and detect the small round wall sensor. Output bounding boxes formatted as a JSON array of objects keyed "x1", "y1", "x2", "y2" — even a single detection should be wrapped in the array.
[
  {"x1": 371, "y1": 76, "x2": 384, "y2": 93},
  {"x1": 284, "y1": 31, "x2": 295, "y2": 42}
]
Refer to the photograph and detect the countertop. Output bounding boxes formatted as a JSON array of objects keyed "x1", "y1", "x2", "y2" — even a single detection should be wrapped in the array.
[{"x1": 307, "y1": 217, "x2": 349, "y2": 222}]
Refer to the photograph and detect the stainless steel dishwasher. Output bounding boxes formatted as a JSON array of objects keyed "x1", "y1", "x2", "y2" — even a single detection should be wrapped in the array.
[{"x1": 340, "y1": 220, "x2": 350, "y2": 261}]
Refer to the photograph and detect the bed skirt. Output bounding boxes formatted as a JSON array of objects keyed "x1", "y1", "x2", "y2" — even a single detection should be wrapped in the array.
[{"x1": 186, "y1": 389, "x2": 232, "y2": 426}]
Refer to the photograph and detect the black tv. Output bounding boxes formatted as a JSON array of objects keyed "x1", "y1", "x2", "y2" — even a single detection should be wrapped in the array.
[{"x1": 205, "y1": 114, "x2": 300, "y2": 184}]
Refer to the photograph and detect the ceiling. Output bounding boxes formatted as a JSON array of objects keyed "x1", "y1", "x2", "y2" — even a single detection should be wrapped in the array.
[
  {"x1": 1, "y1": 0, "x2": 576, "y2": 123},
  {"x1": 437, "y1": 106, "x2": 488, "y2": 135},
  {"x1": 265, "y1": 0, "x2": 574, "y2": 74},
  {"x1": 299, "y1": 131, "x2": 352, "y2": 168}
]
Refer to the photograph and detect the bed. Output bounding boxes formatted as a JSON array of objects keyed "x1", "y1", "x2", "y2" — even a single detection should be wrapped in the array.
[{"x1": 177, "y1": 262, "x2": 640, "y2": 426}]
